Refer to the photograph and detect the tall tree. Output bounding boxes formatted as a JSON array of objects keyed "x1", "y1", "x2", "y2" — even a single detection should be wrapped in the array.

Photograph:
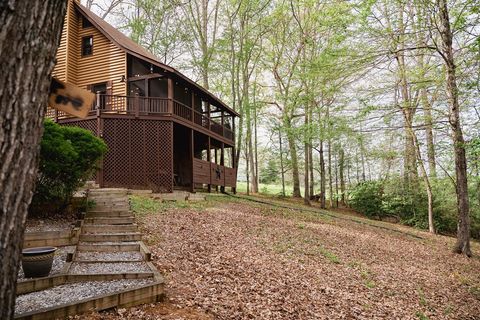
[
  {"x1": 0, "y1": 1, "x2": 67, "y2": 317},
  {"x1": 436, "y1": 0, "x2": 471, "y2": 256}
]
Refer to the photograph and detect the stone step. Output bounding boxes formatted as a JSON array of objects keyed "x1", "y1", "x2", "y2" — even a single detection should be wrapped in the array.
[
  {"x1": 79, "y1": 233, "x2": 142, "y2": 242},
  {"x1": 82, "y1": 224, "x2": 138, "y2": 233},
  {"x1": 86, "y1": 211, "x2": 133, "y2": 218},
  {"x1": 77, "y1": 242, "x2": 140, "y2": 252},
  {"x1": 84, "y1": 217, "x2": 135, "y2": 225},
  {"x1": 75, "y1": 251, "x2": 144, "y2": 262}
]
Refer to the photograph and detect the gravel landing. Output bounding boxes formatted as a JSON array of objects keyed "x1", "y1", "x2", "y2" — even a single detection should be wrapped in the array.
[
  {"x1": 25, "y1": 220, "x2": 72, "y2": 232},
  {"x1": 18, "y1": 246, "x2": 75, "y2": 281},
  {"x1": 76, "y1": 251, "x2": 143, "y2": 262},
  {"x1": 15, "y1": 279, "x2": 155, "y2": 315},
  {"x1": 69, "y1": 262, "x2": 151, "y2": 274}
]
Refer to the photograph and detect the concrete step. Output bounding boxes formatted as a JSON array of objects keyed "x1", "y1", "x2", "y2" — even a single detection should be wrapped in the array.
[
  {"x1": 188, "y1": 194, "x2": 206, "y2": 201},
  {"x1": 84, "y1": 217, "x2": 135, "y2": 225},
  {"x1": 152, "y1": 193, "x2": 188, "y2": 202},
  {"x1": 86, "y1": 211, "x2": 133, "y2": 218},
  {"x1": 79, "y1": 233, "x2": 142, "y2": 242},
  {"x1": 77, "y1": 242, "x2": 140, "y2": 252},
  {"x1": 82, "y1": 224, "x2": 138, "y2": 233}
]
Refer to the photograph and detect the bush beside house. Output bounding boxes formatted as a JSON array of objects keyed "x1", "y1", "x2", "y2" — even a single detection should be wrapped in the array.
[{"x1": 29, "y1": 120, "x2": 107, "y2": 216}]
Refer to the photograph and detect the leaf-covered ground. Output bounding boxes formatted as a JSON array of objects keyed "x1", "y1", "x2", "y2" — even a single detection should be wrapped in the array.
[{"x1": 79, "y1": 195, "x2": 480, "y2": 320}]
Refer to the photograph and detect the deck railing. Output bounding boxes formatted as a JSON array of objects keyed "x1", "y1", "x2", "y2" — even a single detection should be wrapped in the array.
[
  {"x1": 46, "y1": 94, "x2": 234, "y2": 142},
  {"x1": 193, "y1": 158, "x2": 237, "y2": 187}
]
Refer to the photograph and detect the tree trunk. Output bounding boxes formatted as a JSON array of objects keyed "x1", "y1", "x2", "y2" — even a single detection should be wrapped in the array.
[
  {"x1": 319, "y1": 141, "x2": 326, "y2": 208},
  {"x1": 335, "y1": 151, "x2": 339, "y2": 208},
  {"x1": 0, "y1": 1, "x2": 67, "y2": 318},
  {"x1": 304, "y1": 108, "x2": 310, "y2": 205},
  {"x1": 279, "y1": 130, "x2": 286, "y2": 197},
  {"x1": 286, "y1": 128, "x2": 301, "y2": 198},
  {"x1": 437, "y1": 0, "x2": 471, "y2": 256},
  {"x1": 339, "y1": 147, "x2": 345, "y2": 206},
  {"x1": 328, "y1": 140, "x2": 333, "y2": 207},
  {"x1": 309, "y1": 108, "x2": 314, "y2": 199},
  {"x1": 422, "y1": 89, "x2": 437, "y2": 178}
]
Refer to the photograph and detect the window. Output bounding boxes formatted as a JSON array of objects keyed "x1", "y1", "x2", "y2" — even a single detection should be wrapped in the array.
[
  {"x1": 82, "y1": 16, "x2": 93, "y2": 28},
  {"x1": 81, "y1": 36, "x2": 93, "y2": 56},
  {"x1": 91, "y1": 83, "x2": 107, "y2": 94}
]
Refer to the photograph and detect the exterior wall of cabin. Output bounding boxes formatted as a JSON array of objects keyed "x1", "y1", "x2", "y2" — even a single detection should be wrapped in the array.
[
  {"x1": 52, "y1": 2, "x2": 126, "y2": 96},
  {"x1": 48, "y1": 1, "x2": 237, "y2": 192}
]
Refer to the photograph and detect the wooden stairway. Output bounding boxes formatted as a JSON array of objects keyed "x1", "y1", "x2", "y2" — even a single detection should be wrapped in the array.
[
  {"x1": 72, "y1": 188, "x2": 158, "y2": 278},
  {"x1": 14, "y1": 188, "x2": 164, "y2": 320}
]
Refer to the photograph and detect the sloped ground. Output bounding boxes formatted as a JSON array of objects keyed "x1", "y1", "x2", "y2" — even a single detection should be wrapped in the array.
[{"x1": 78, "y1": 196, "x2": 480, "y2": 320}]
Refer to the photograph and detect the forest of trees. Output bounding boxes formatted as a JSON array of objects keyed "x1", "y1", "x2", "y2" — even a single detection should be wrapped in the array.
[{"x1": 87, "y1": 0, "x2": 479, "y2": 255}]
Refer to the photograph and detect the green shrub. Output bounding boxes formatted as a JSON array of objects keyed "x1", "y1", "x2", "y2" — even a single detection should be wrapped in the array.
[
  {"x1": 30, "y1": 120, "x2": 107, "y2": 215},
  {"x1": 349, "y1": 181, "x2": 384, "y2": 218},
  {"x1": 348, "y1": 177, "x2": 480, "y2": 239}
]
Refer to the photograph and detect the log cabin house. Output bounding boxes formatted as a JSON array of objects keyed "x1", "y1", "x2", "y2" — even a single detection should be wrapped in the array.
[{"x1": 47, "y1": 0, "x2": 238, "y2": 193}]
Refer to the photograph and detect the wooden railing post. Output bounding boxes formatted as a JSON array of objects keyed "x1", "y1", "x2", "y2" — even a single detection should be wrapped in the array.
[
  {"x1": 134, "y1": 93, "x2": 139, "y2": 118},
  {"x1": 54, "y1": 109, "x2": 58, "y2": 122},
  {"x1": 221, "y1": 111, "x2": 224, "y2": 137},
  {"x1": 207, "y1": 102, "x2": 211, "y2": 130},
  {"x1": 96, "y1": 91, "x2": 100, "y2": 110},
  {"x1": 191, "y1": 92, "x2": 195, "y2": 123},
  {"x1": 167, "y1": 78, "x2": 173, "y2": 114}
]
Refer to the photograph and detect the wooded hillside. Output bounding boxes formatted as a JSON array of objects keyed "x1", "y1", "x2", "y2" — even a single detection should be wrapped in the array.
[{"x1": 88, "y1": 0, "x2": 479, "y2": 255}]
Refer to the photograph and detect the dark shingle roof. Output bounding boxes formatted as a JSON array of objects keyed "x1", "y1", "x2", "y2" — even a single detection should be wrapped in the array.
[{"x1": 75, "y1": 2, "x2": 239, "y2": 117}]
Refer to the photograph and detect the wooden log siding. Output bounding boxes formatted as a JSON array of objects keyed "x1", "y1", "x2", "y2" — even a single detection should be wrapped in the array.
[
  {"x1": 193, "y1": 159, "x2": 211, "y2": 184},
  {"x1": 224, "y1": 167, "x2": 237, "y2": 187},
  {"x1": 76, "y1": 24, "x2": 126, "y2": 96},
  {"x1": 193, "y1": 159, "x2": 236, "y2": 187},
  {"x1": 210, "y1": 163, "x2": 225, "y2": 186},
  {"x1": 51, "y1": 3, "x2": 126, "y2": 96}
]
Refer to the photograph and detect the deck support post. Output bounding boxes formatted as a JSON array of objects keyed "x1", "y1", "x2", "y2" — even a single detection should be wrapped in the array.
[
  {"x1": 232, "y1": 145, "x2": 236, "y2": 194},
  {"x1": 207, "y1": 136, "x2": 211, "y2": 193},
  {"x1": 96, "y1": 110, "x2": 104, "y2": 188},
  {"x1": 215, "y1": 148, "x2": 218, "y2": 192},
  {"x1": 190, "y1": 129, "x2": 195, "y2": 193},
  {"x1": 220, "y1": 142, "x2": 225, "y2": 193}
]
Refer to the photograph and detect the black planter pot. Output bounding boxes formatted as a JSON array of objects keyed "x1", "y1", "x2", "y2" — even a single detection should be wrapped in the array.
[{"x1": 22, "y1": 247, "x2": 57, "y2": 278}]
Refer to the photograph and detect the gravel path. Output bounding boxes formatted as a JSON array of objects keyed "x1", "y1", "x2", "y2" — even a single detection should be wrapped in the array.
[
  {"x1": 69, "y1": 262, "x2": 151, "y2": 274},
  {"x1": 18, "y1": 246, "x2": 75, "y2": 280},
  {"x1": 15, "y1": 279, "x2": 155, "y2": 314},
  {"x1": 76, "y1": 251, "x2": 143, "y2": 261}
]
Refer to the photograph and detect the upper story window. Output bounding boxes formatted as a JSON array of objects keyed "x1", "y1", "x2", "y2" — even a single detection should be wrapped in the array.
[
  {"x1": 82, "y1": 36, "x2": 93, "y2": 56},
  {"x1": 82, "y1": 16, "x2": 93, "y2": 28}
]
